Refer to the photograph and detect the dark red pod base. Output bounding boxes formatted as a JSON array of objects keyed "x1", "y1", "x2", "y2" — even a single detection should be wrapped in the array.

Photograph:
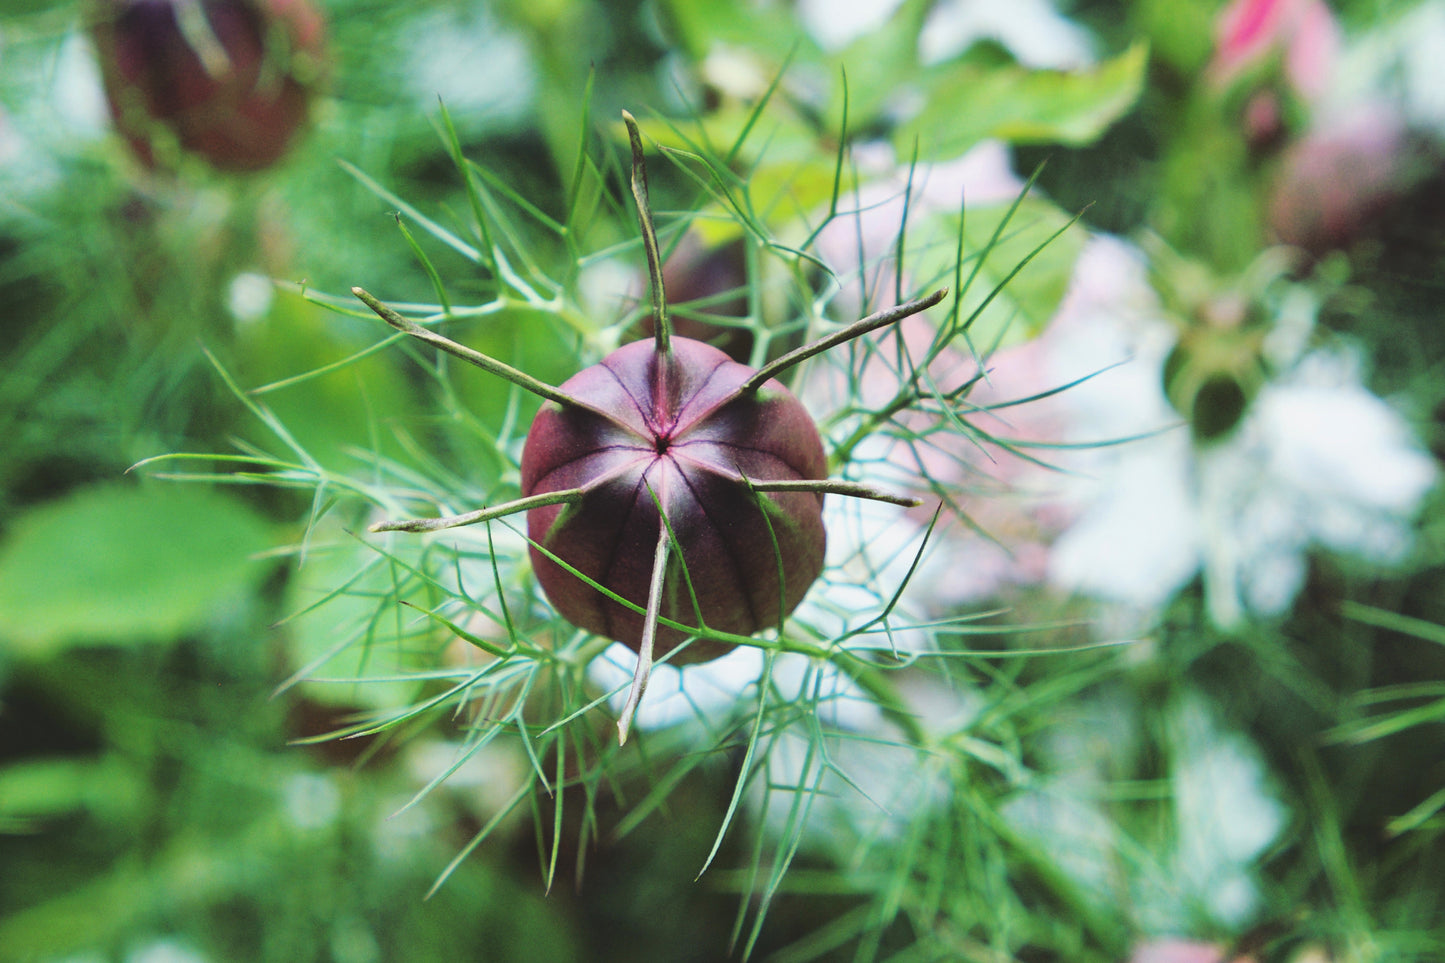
[
  {"x1": 520, "y1": 337, "x2": 828, "y2": 664},
  {"x1": 92, "y1": 0, "x2": 326, "y2": 172}
]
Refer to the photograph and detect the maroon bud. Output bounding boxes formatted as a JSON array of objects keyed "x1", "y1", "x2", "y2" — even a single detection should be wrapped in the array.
[
  {"x1": 92, "y1": 0, "x2": 326, "y2": 172},
  {"x1": 520, "y1": 337, "x2": 828, "y2": 664}
]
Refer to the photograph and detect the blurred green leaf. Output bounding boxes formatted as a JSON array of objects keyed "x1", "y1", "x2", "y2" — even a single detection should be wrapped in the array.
[
  {"x1": 894, "y1": 42, "x2": 1150, "y2": 162},
  {"x1": 0, "y1": 755, "x2": 145, "y2": 830},
  {"x1": 654, "y1": 0, "x2": 812, "y2": 64},
  {"x1": 910, "y1": 194, "x2": 1086, "y2": 347},
  {"x1": 0, "y1": 483, "x2": 276, "y2": 656}
]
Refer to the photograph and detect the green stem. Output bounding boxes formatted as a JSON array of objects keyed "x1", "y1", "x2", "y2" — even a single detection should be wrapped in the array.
[{"x1": 828, "y1": 390, "x2": 919, "y2": 472}]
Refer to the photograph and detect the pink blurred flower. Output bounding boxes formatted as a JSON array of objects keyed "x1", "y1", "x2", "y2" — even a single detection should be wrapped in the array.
[
  {"x1": 1267, "y1": 106, "x2": 1414, "y2": 253},
  {"x1": 1129, "y1": 938, "x2": 1256, "y2": 963},
  {"x1": 1210, "y1": 0, "x2": 1340, "y2": 102},
  {"x1": 801, "y1": 140, "x2": 1084, "y2": 609}
]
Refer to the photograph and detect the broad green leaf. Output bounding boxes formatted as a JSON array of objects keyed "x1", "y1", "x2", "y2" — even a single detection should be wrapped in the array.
[
  {"x1": 653, "y1": 0, "x2": 812, "y2": 64},
  {"x1": 894, "y1": 42, "x2": 1149, "y2": 162},
  {"x1": 0, "y1": 483, "x2": 276, "y2": 656},
  {"x1": 831, "y1": 0, "x2": 936, "y2": 125}
]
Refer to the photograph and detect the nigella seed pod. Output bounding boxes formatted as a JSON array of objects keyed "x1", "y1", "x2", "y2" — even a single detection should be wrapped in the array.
[
  {"x1": 359, "y1": 112, "x2": 946, "y2": 742},
  {"x1": 92, "y1": 0, "x2": 327, "y2": 172},
  {"x1": 520, "y1": 336, "x2": 828, "y2": 665}
]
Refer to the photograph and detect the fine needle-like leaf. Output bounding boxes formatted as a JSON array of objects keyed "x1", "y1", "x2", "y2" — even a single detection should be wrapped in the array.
[
  {"x1": 394, "y1": 213, "x2": 453, "y2": 317},
  {"x1": 436, "y1": 97, "x2": 497, "y2": 273},
  {"x1": 426, "y1": 779, "x2": 534, "y2": 900},
  {"x1": 339, "y1": 158, "x2": 483, "y2": 264},
  {"x1": 397, "y1": 600, "x2": 512, "y2": 658},
  {"x1": 799, "y1": 66, "x2": 849, "y2": 254},
  {"x1": 699, "y1": 651, "x2": 779, "y2": 880},
  {"x1": 563, "y1": 69, "x2": 598, "y2": 240}
]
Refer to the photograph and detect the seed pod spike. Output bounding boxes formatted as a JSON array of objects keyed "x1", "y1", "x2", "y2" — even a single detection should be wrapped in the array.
[
  {"x1": 352, "y1": 287, "x2": 595, "y2": 415},
  {"x1": 622, "y1": 111, "x2": 669, "y2": 359},
  {"x1": 369, "y1": 488, "x2": 585, "y2": 534},
  {"x1": 746, "y1": 477, "x2": 924, "y2": 509},
  {"x1": 616, "y1": 517, "x2": 671, "y2": 746},
  {"x1": 623, "y1": 109, "x2": 680, "y2": 425},
  {"x1": 738, "y1": 288, "x2": 950, "y2": 396}
]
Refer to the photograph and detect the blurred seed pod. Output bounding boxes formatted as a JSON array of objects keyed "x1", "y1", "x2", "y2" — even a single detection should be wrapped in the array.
[
  {"x1": 91, "y1": 0, "x2": 327, "y2": 172},
  {"x1": 638, "y1": 233, "x2": 753, "y2": 362}
]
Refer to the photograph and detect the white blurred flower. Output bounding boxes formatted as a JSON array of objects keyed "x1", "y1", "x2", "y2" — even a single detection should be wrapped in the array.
[
  {"x1": 796, "y1": 0, "x2": 1094, "y2": 68},
  {"x1": 1007, "y1": 687, "x2": 1284, "y2": 933},
  {"x1": 124, "y1": 940, "x2": 209, "y2": 963},
  {"x1": 1166, "y1": 695, "x2": 1286, "y2": 927},
  {"x1": 1045, "y1": 236, "x2": 1438, "y2": 626},
  {"x1": 281, "y1": 771, "x2": 341, "y2": 830},
  {"x1": 796, "y1": 0, "x2": 905, "y2": 53},
  {"x1": 920, "y1": 0, "x2": 1095, "y2": 68},
  {"x1": 400, "y1": 9, "x2": 535, "y2": 129},
  {"x1": 1, "y1": 30, "x2": 110, "y2": 197},
  {"x1": 226, "y1": 271, "x2": 275, "y2": 327},
  {"x1": 1337, "y1": 1, "x2": 1445, "y2": 137}
]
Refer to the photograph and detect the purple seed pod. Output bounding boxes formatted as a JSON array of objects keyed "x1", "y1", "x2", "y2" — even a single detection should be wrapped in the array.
[
  {"x1": 358, "y1": 112, "x2": 945, "y2": 742},
  {"x1": 520, "y1": 335, "x2": 828, "y2": 665}
]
